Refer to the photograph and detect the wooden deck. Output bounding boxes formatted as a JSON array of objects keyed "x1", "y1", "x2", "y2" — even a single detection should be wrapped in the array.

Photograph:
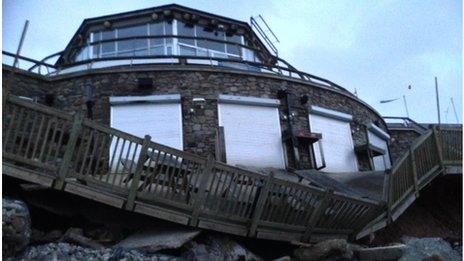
[{"x1": 2, "y1": 94, "x2": 462, "y2": 243}]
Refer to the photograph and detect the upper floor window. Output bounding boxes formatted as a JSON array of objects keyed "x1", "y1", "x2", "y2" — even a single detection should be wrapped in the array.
[
  {"x1": 177, "y1": 21, "x2": 242, "y2": 59},
  {"x1": 71, "y1": 19, "x2": 261, "y2": 64}
]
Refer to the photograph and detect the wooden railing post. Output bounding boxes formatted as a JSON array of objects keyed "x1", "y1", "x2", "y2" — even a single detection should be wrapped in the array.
[
  {"x1": 248, "y1": 172, "x2": 274, "y2": 237},
  {"x1": 409, "y1": 147, "x2": 419, "y2": 196},
  {"x1": 190, "y1": 154, "x2": 215, "y2": 226},
  {"x1": 385, "y1": 169, "x2": 393, "y2": 223},
  {"x1": 433, "y1": 126, "x2": 444, "y2": 168},
  {"x1": 302, "y1": 189, "x2": 333, "y2": 242},
  {"x1": 125, "y1": 135, "x2": 151, "y2": 211},
  {"x1": 54, "y1": 112, "x2": 83, "y2": 190}
]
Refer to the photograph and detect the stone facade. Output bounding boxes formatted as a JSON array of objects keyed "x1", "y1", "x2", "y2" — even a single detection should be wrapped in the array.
[
  {"x1": 389, "y1": 129, "x2": 422, "y2": 164},
  {"x1": 3, "y1": 65, "x2": 389, "y2": 171}
]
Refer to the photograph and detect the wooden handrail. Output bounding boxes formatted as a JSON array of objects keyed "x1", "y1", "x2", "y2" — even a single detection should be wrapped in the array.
[{"x1": 2, "y1": 94, "x2": 461, "y2": 243}]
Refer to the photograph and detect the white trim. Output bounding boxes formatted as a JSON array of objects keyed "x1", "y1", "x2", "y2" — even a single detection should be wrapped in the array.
[
  {"x1": 368, "y1": 122, "x2": 390, "y2": 140},
  {"x1": 218, "y1": 94, "x2": 280, "y2": 108},
  {"x1": 109, "y1": 94, "x2": 181, "y2": 105},
  {"x1": 309, "y1": 106, "x2": 353, "y2": 122}
]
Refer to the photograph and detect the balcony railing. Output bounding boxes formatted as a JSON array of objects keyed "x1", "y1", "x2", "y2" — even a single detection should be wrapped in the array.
[{"x1": 3, "y1": 35, "x2": 352, "y2": 95}]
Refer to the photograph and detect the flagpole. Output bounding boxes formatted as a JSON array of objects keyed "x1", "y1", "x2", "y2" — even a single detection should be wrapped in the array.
[
  {"x1": 451, "y1": 97, "x2": 459, "y2": 123},
  {"x1": 402, "y1": 95, "x2": 409, "y2": 118},
  {"x1": 435, "y1": 77, "x2": 441, "y2": 125}
]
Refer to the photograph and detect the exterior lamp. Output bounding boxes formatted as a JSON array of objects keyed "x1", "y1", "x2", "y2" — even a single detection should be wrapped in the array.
[
  {"x1": 226, "y1": 24, "x2": 238, "y2": 36},
  {"x1": 84, "y1": 81, "x2": 95, "y2": 119},
  {"x1": 183, "y1": 13, "x2": 191, "y2": 21},
  {"x1": 300, "y1": 94, "x2": 309, "y2": 105},
  {"x1": 163, "y1": 10, "x2": 174, "y2": 22},
  {"x1": 192, "y1": 97, "x2": 206, "y2": 109},
  {"x1": 103, "y1": 21, "x2": 111, "y2": 29},
  {"x1": 151, "y1": 13, "x2": 159, "y2": 20}
]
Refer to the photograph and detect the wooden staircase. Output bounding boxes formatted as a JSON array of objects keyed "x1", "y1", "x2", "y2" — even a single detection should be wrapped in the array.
[{"x1": 2, "y1": 94, "x2": 462, "y2": 243}]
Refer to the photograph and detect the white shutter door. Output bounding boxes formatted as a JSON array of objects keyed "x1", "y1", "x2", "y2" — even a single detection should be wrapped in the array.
[
  {"x1": 309, "y1": 114, "x2": 358, "y2": 172},
  {"x1": 368, "y1": 131, "x2": 391, "y2": 170},
  {"x1": 111, "y1": 103, "x2": 183, "y2": 149},
  {"x1": 218, "y1": 103, "x2": 285, "y2": 168}
]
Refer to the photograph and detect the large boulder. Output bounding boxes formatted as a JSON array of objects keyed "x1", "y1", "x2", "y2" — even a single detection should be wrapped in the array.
[
  {"x1": 293, "y1": 239, "x2": 352, "y2": 261},
  {"x1": 116, "y1": 227, "x2": 201, "y2": 253},
  {"x1": 183, "y1": 233, "x2": 261, "y2": 260},
  {"x1": 2, "y1": 198, "x2": 31, "y2": 257}
]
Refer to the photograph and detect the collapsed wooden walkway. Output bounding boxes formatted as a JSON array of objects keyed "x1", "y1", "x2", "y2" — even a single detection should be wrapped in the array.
[{"x1": 2, "y1": 94, "x2": 462, "y2": 243}]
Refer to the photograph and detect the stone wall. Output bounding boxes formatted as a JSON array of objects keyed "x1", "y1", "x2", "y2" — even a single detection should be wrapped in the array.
[
  {"x1": 4, "y1": 66, "x2": 388, "y2": 171},
  {"x1": 389, "y1": 129, "x2": 421, "y2": 164},
  {"x1": 3, "y1": 68, "x2": 49, "y2": 103}
]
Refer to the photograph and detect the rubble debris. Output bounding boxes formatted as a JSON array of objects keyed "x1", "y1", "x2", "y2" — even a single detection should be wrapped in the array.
[
  {"x1": 2, "y1": 198, "x2": 31, "y2": 257},
  {"x1": 116, "y1": 227, "x2": 201, "y2": 253},
  {"x1": 399, "y1": 237, "x2": 461, "y2": 261},
  {"x1": 61, "y1": 227, "x2": 104, "y2": 250},
  {"x1": 31, "y1": 229, "x2": 63, "y2": 244},
  {"x1": 14, "y1": 243, "x2": 178, "y2": 261},
  {"x1": 182, "y1": 233, "x2": 262, "y2": 260},
  {"x1": 293, "y1": 239, "x2": 351, "y2": 261}
]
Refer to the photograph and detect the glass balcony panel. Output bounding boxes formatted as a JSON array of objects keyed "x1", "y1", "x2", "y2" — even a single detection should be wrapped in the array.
[
  {"x1": 102, "y1": 42, "x2": 115, "y2": 53},
  {"x1": 179, "y1": 45, "x2": 196, "y2": 56},
  {"x1": 196, "y1": 48, "x2": 208, "y2": 57},
  {"x1": 119, "y1": 39, "x2": 147, "y2": 52},
  {"x1": 150, "y1": 45, "x2": 165, "y2": 55},
  {"x1": 226, "y1": 43, "x2": 240, "y2": 55},
  {"x1": 134, "y1": 49, "x2": 149, "y2": 56}
]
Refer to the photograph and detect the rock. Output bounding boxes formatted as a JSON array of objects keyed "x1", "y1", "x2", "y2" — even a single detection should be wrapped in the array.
[
  {"x1": 273, "y1": 256, "x2": 292, "y2": 261},
  {"x1": 356, "y1": 244, "x2": 407, "y2": 261},
  {"x1": 17, "y1": 242, "x2": 178, "y2": 260},
  {"x1": 183, "y1": 233, "x2": 261, "y2": 261},
  {"x1": 2, "y1": 198, "x2": 31, "y2": 257},
  {"x1": 400, "y1": 237, "x2": 461, "y2": 261},
  {"x1": 116, "y1": 227, "x2": 201, "y2": 253},
  {"x1": 61, "y1": 227, "x2": 104, "y2": 250},
  {"x1": 293, "y1": 239, "x2": 350, "y2": 261},
  {"x1": 43, "y1": 229, "x2": 63, "y2": 243}
]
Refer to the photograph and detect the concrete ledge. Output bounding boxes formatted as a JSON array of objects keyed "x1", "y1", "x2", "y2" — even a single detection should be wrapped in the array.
[
  {"x1": 309, "y1": 105, "x2": 353, "y2": 122},
  {"x1": 110, "y1": 94, "x2": 181, "y2": 105},
  {"x1": 218, "y1": 94, "x2": 280, "y2": 108}
]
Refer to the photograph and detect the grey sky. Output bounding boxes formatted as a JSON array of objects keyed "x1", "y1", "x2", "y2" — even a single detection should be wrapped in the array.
[{"x1": 3, "y1": 0, "x2": 462, "y2": 123}]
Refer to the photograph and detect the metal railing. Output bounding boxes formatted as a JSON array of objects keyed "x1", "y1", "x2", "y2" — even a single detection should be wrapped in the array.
[
  {"x1": 2, "y1": 35, "x2": 353, "y2": 94},
  {"x1": 3, "y1": 94, "x2": 381, "y2": 242}
]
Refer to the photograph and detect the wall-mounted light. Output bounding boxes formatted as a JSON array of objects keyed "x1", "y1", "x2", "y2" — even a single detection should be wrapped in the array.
[
  {"x1": 103, "y1": 21, "x2": 112, "y2": 29},
  {"x1": 277, "y1": 88, "x2": 288, "y2": 99},
  {"x1": 45, "y1": 93, "x2": 55, "y2": 106},
  {"x1": 151, "y1": 13, "x2": 159, "y2": 20},
  {"x1": 137, "y1": 78, "x2": 153, "y2": 90},
  {"x1": 226, "y1": 24, "x2": 238, "y2": 37},
  {"x1": 300, "y1": 94, "x2": 309, "y2": 105},
  {"x1": 192, "y1": 97, "x2": 206, "y2": 110},
  {"x1": 163, "y1": 10, "x2": 174, "y2": 22},
  {"x1": 84, "y1": 81, "x2": 95, "y2": 119}
]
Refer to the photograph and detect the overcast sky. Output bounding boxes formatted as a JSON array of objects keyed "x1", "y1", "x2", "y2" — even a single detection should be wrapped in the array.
[{"x1": 3, "y1": 0, "x2": 462, "y2": 123}]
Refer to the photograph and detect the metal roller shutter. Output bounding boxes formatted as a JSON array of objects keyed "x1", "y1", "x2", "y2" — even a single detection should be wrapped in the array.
[
  {"x1": 309, "y1": 107, "x2": 358, "y2": 172},
  {"x1": 218, "y1": 95, "x2": 285, "y2": 168},
  {"x1": 110, "y1": 94, "x2": 183, "y2": 149}
]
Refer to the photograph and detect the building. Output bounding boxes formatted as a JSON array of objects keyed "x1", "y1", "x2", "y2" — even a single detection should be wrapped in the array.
[{"x1": 3, "y1": 4, "x2": 393, "y2": 173}]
